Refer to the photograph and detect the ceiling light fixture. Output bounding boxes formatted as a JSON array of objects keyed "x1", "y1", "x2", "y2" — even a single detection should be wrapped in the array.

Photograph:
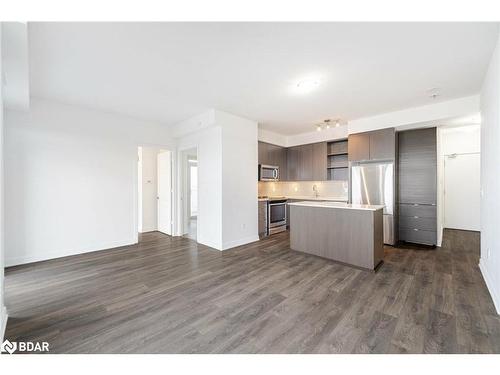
[
  {"x1": 316, "y1": 119, "x2": 342, "y2": 132},
  {"x1": 295, "y1": 77, "x2": 321, "y2": 94}
]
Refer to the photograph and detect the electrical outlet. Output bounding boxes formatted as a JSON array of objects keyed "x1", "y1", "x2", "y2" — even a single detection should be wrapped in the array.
[{"x1": 241, "y1": 223, "x2": 246, "y2": 229}]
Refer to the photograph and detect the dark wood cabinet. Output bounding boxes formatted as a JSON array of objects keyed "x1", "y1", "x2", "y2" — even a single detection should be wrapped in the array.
[
  {"x1": 297, "y1": 144, "x2": 313, "y2": 181},
  {"x1": 348, "y1": 128, "x2": 395, "y2": 162},
  {"x1": 286, "y1": 146, "x2": 299, "y2": 181},
  {"x1": 348, "y1": 133, "x2": 370, "y2": 161},
  {"x1": 258, "y1": 141, "x2": 269, "y2": 165},
  {"x1": 369, "y1": 128, "x2": 396, "y2": 160},
  {"x1": 398, "y1": 128, "x2": 437, "y2": 205},
  {"x1": 258, "y1": 141, "x2": 287, "y2": 180},
  {"x1": 397, "y1": 127, "x2": 437, "y2": 246},
  {"x1": 259, "y1": 141, "x2": 330, "y2": 181},
  {"x1": 312, "y1": 142, "x2": 327, "y2": 181}
]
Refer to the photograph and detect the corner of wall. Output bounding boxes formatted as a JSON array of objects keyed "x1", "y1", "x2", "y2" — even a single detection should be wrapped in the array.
[
  {"x1": 1, "y1": 306, "x2": 7, "y2": 343},
  {"x1": 479, "y1": 260, "x2": 500, "y2": 314}
]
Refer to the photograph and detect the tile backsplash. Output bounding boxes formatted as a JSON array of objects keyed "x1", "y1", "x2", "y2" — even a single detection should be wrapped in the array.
[{"x1": 258, "y1": 180, "x2": 348, "y2": 199}]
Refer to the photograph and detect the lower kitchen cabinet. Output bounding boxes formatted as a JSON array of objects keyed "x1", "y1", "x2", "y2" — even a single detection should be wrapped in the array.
[
  {"x1": 398, "y1": 203, "x2": 437, "y2": 245},
  {"x1": 399, "y1": 228, "x2": 437, "y2": 246},
  {"x1": 398, "y1": 205, "x2": 438, "y2": 245}
]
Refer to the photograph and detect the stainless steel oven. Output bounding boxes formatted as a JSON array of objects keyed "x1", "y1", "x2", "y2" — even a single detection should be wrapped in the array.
[
  {"x1": 259, "y1": 164, "x2": 279, "y2": 181},
  {"x1": 268, "y1": 198, "x2": 287, "y2": 234}
]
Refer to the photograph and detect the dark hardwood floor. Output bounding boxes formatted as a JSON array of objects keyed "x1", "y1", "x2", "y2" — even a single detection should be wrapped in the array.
[{"x1": 4, "y1": 229, "x2": 500, "y2": 353}]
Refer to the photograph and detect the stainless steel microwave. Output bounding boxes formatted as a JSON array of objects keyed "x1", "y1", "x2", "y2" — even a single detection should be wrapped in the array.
[{"x1": 259, "y1": 164, "x2": 279, "y2": 181}]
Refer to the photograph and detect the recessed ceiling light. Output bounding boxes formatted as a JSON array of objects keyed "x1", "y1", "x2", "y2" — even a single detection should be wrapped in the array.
[{"x1": 427, "y1": 88, "x2": 441, "y2": 99}]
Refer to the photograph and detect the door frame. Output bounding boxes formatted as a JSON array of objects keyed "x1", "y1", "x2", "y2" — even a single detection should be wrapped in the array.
[
  {"x1": 134, "y1": 143, "x2": 174, "y2": 242},
  {"x1": 175, "y1": 146, "x2": 199, "y2": 238},
  {"x1": 157, "y1": 150, "x2": 174, "y2": 235},
  {"x1": 187, "y1": 158, "x2": 198, "y2": 219},
  {"x1": 443, "y1": 151, "x2": 481, "y2": 231}
]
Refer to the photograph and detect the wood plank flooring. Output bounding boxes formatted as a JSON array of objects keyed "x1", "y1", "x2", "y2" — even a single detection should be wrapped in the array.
[{"x1": 4, "y1": 229, "x2": 500, "y2": 353}]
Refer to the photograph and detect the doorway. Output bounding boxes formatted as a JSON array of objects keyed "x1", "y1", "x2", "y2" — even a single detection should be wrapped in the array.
[
  {"x1": 137, "y1": 146, "x2": 172, "y2": 235},
  {"x1": 182, "y1": 148, "x2": 198, "y2": 240},
  {"x1": 444, "y1": 152, "x2": 480, "y2": 231}
]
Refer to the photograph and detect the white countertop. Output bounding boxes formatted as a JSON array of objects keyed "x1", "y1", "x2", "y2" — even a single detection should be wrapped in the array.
[
  {"x1": 288, "y1": 201, "x2": 385, "y2": 211},
  {"x1": 258, "y1": 196, "x2": 348, "y2": 202}
]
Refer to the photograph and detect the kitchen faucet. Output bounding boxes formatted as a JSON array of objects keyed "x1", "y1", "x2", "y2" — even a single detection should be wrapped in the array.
[{"x1": 312, "y1": 184, "x2": 319, "y2": 198}]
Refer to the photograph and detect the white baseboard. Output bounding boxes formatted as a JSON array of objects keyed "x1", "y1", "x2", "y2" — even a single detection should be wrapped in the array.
[
  {"x1": 1, "y1": 306, "x2": 7, "y2": 343},
  {"x1": 222, "y1": 235, "x2": 260, "y2": 251},
  {"x1": 479, "y1": 259, "x2": 500, "y2": 315},
  {"x1": 5, "y1": 238, "x2": 137, "y2": 267}
]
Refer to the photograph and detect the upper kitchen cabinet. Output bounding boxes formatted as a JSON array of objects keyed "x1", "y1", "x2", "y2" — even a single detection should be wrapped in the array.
[
  {"x1": 259, "y1": 141, "x2": 328, "y2": 181},
  {"x1": 312, "y1": 142, "x2": 327, "y2": 181},
  {"x1": 287, "y1": 142, "x2": 326, "y2": 181},
  {"x1": 258, "y1": 141, "x2": 269, "y2": 165},
  {"x1": 297, "y1": 144, "x2": 313, "y2": 181},
  {"x1": 369, "y1": 128, "x2": 396, "y2": 160},
  {"x1": 275, "y1": 144, "x2": 288, "y2": 180},
  {"x1": 258, "y1": 141, "x2": 287, "y2": 180},
  {"x1": 286, "y1": 146, "x2": 299, "y2": 181},
  {"x1": 348, "y1": 128, "x2": 396, "y2": 162},
  {"x1": 348, "y1": 133, "x2": 370, "y2": 161}
]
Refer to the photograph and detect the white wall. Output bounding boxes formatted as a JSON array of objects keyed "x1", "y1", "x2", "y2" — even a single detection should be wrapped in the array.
[
  {"x1": 258, "y1": 128, "x2": 286, "y2": 147},
  {"x1": 0, "y1": 24, "x2": 8, "y2": 342},
  {"x1": 1, "y1": 22, "x2": 30, "y2": 111},
  {"x1": 348, "y1": 96, "x2": 480, "y2": 134},
  {"x1": 139, "y1": 146, "x2": 162, "y2": 233},
  {"x1": 258, "y1": 125, "x2": 348, "y2": 147},
  {"x1": 4, "y1": 98, "x2": 175, "y2": 266},
  {"x1": 177, "y1": 124, "x2": 223, "y2": 249},
  {"x1": 257, "y1": 96, "x2": 479, "y2": 148},
  {"x1": 175, "y1": 110, "x2": 258, "y2": 250},
  {"x1": 479, "y1": 31, "x2": 500, "y2": 314},
  {"x1": 436, "y1": 125, "x2": 481, "y2": 245},
  {"x1": 217, "y1": 111, "x2": 259, "y2": 250}
]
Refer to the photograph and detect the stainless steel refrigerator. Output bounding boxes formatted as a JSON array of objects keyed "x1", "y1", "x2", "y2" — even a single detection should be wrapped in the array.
[{"x1": 350, "y1": 161, "x2": 395, "y2": 245}]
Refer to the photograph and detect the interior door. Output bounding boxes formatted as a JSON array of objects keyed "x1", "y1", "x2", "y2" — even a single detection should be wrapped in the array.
[
  {"x1": 157, "y1": 150, "x2": 172, "y2": 235},
  {"x1": 444, "y1": 153, "x2": 480, "y2": 231}
]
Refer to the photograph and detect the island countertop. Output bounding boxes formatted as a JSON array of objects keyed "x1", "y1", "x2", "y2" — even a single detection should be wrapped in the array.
[
  {"x1": 289, "y1": 202, "x2": 384, "y2": 270},
  {"x1": 288, "y1": 201, "x2": 385, "y2": 211}
]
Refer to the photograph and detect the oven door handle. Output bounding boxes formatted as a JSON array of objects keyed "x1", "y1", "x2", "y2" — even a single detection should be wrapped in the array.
[{"x1": 269, "y1": 202, "x2": 286, "y2": 206}]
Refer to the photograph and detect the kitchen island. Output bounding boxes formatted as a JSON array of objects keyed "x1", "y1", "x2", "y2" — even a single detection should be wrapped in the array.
[{"x1": 288, "y1": 201, "x2": 385, "y2": 271}]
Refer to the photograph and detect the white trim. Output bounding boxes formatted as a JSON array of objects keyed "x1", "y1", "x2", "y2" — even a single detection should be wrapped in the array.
[
  {"x1": 1, "y1": 306, "x2": 7, "y2": 343},
  {"x1": 222, "y1": 235, "x2": 260, "y2": 251},
  {"x1": 479, "y1": 259, "x2": 500, "y2": 315},
  {"x1": 5, "y1": 238, "x2": 137, "y2": 267}
]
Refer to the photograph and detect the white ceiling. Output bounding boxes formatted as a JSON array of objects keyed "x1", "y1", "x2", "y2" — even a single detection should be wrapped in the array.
[{"x1": 28, "y1": 22, "x2": 499, "y2": 135}]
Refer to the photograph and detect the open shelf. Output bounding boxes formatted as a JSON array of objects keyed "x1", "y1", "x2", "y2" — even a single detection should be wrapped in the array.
[
  {"x1": 326, "y1": 139, "x2": 349, "y2": 181},
  {"x1": 327, "y1": 167, "x2": 348, "y2": 181}
]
